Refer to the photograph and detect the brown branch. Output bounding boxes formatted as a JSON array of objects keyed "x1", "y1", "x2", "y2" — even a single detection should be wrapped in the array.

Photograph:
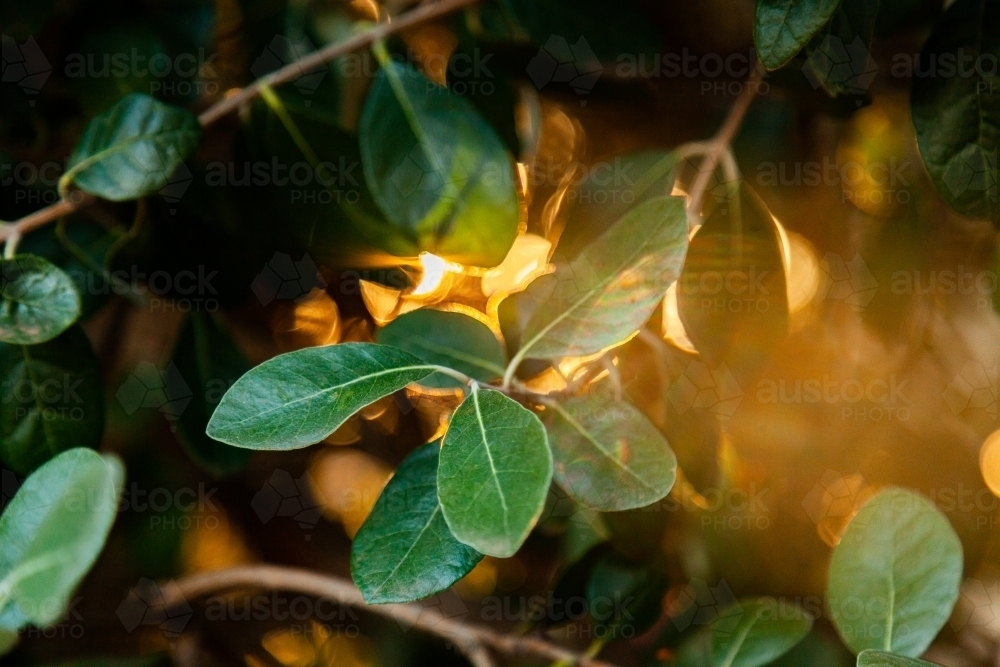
[
  {"x1": 0, "y1": 0, "x2": 480, "y2": 245},
  {"x1": 163, "y1": 565, "x2": 619, "y2": 667},
  {"x1": 685, "y1": 64, "x2": 764, "y2": 220}
]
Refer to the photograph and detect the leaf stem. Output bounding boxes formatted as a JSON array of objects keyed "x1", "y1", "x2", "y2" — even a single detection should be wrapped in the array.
[
  {"x1": 0, "y1": 0, "x2": 481, "y2": 246},
  {"x1": 684, "y1": 63, "x2": 763, "y2": 225},
  {"x1": 161, "y1": 565, "x2": 620, "y2": 667}
]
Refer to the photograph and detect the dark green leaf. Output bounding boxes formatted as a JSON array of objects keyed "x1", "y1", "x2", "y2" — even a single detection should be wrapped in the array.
[
  {"x1": 206, "y1": 343, "x2": 440, "y2": 450},
  {"x1": 0, "y1": 448, "x2": 123, "y2": 630},
  {"x1": 377, "y1": 309, "x2": 506, "y2": 389},
  {"x1": 585, "y1": 553, "x2": 669, "y2": 639},
  {"x1": 911, "y1": 0, "x2": 999, "y2": 224},
  {"x1": 359, "y1": 59, "x2": 519, "y2": 268},
  {"x1": 171, "y1": 313, "x2": 253, "y2": 477},
  {"x1": 678, "y1": 184, "x2": 788, "y2": 377},
  {"x1": 0, "y1": 327, "x2": 104, "y2": 476},
  {"x1": 513, "y1": 195, "x2": 688, "y2": 365},
  {"x1": 62, "y1": 93, "x2": 202, "y2": 201},
  {"x1": 827, "y1": 487, "x2": 963, "y2": 656},
  {"x1": 755, "y1": 0, "x2": 843, "y2": 70},
  {"x1": 0, "y1": 255, "x2": 81, "y2": 345},
  {"x1": 802, "y1": 0, "x2": 880, "y2": 96},
  {"x1": 438, "y1": 386, "x2": 551, "y2": 557},
  {"x1": 710, "y1": 598, "x2": 812, "y2": 667},
  {"x1": 543, "y1": 394, "x2": 676, "y2": 511},
  {"x1": 857, "y1": 650, "x2": 941, "y2": 667},
  {"x1": 352, "y1": 442, "x2": 483, "y2": 604}
]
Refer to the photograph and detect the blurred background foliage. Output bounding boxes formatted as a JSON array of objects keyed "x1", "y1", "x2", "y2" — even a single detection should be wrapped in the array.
[{"x1": 2, "y1": 0, "x2": 999, "y2": 665}]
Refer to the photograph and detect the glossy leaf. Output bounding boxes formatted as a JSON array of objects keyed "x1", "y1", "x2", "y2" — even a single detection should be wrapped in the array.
[
  {"x1": 827, "y1": 487, "x2": 963, "y2": 656},
  {"x1": 755, "y1": 0, "x2": 842, "y2": 70},
  {"x1": 171, "y1": 313, "x2": 253, "y2": 477},
  {"x1": 377, "y1": 309, "x2": 506, "y2": 389},
  {"x1": 911, "y1": 0, "x2": 999, "y2": 224},
  {"x1": 438, "y1": 386, "x2": 552, "y2": 557},
  {"x1": 678, "y1": 184, "x2": 788, "y2": 377},
  {"x1": 543, "y1": 395, "x2": 676, "y2": 511},
  {"x1": 207, "y1": 343, "x2": 439, "y2": 450},
  {"x1": 359, "y1": 59, "x2": 519, "y2": 268},
  {"x1": 802, "y1": 0, "x2": 880, "y2": 96},
  {"x1": 0, "y1": 327, "x2": 105, "y2": 476},
  {"x1": 0, "y1": 255, "x2": 81, "y2": 345},
  {"x1": 515, "y1": 195, "x2": 688, "y2": 362},
  {"x1": 62, "y1": 93, "x2": 202, "y2": 201},
  {"x1": 857, "y1": 650, "x2": 941, "y2": 667},
  {"x1": 0, "y1": 448, "x2": 124, "y2": 631},
  {"x1": 352, "y1": 443, "x2": 483, "y2": 604},
  {"x1": 710, "y1": 598, "x2": 812, "y2": 667}
]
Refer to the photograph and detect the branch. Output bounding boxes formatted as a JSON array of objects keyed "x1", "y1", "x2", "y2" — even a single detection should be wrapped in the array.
[
  {"x1": 163, "y1": 565, "x2": 619, "y2": 667},
  {"x1": 685, "y1": 64, "x2": 764, "y2": 221},
  {"x1": 0, "y1": 0, "x2": 480, "y2": 246}
]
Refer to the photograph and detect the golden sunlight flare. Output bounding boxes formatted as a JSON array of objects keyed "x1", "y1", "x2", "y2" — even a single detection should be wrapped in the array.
[
  {"x1": 774, "y1": 220, "x2": 821, "y2": 317},
  {"x1": 180, "y1": 508, "x2": 255, "y2": 574},
  {"x1": 662, "y1": 283, "x2": 698, "y2": 354},
  {"x1": 271, "y1": 288, "x2": 341, "y2": 350},
  {"x1": 980, "y1": 429, "x2": 1000, "y2": 497},
  {"x1": 310, "y1": 449, "x2": 392, "y2": 538},
  {"x1": 412, "y1": 251, "x2": 464, "y2": 297},
  {"x1": 482, "y1": 233, "x2": 553, "y2": 297},
  {"x1": 261, "y1": 624, "x2": 376, "y2": 667}
]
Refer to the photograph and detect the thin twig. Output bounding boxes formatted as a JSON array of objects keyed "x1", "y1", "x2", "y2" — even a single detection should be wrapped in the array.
[
  {"x1": 685, "y1": 65, "x2": 763, "y2": 222},
  {"x1": 163, "y1": 565, "x2": 618, "y2": 667},
  {"x1": 0, "y1": 0, "x2": 480, "y2": 246}
]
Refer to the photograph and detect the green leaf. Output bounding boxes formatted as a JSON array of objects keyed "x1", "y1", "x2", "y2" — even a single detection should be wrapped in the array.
[
  {"x1": 359, "y1": 58, "x2": 519, "y2": 268},
  {"x1": 755, "y1": 0, "x2": 843, "y2": 70},
  {"x1": 802, "y1": 0, "x2": 880, "y2": 96},
  {"x1": 911, "y1": 0, "x2": 999, "y2": 224},
  {"x1": 0, "y1": 448, "x2": 124, "y2": 630},
  {"x1": 352, "y1": 442, "x2": 483, "y2": 604},
  {"x1": 710, "y1": 599, "x2": 813, "y2": 667},
  {"x1": 377, "y1": 309, "x2": 506, "y2": 389},
  {"x1": 438, "y1": 386, "x2": 552, "y2": 557},
  {"x1": 678, "y1": 184, "x2": 788, "y2": 377},
  {"x1": 0, "y1": 327, "x2": 105, "y2": 476},
  {"x1": 585, "y1": 553, "x2": 669, "y2": 639},
  {"x1": 557, "y1": 150, "x2": 680, "y2": 260},
  {"x1": 206, "y1": 343, "x2": 442, "y2": 451},
  {"x1": 0, "y1": 628, "x2": 16, "y2": 656},
  {"x1": 827, "y1": 487, "x2": 963, "y2": 657},
  {"x1": 62, "y1": 93, "x2": 202, "y2": 201},
  {"x1": 857, "y1": 650, "x2": 942, "y2": 667},
  {"x1": 542, "y1": 394, "x2": 676, "y2": 511},
  {"x1": 0, "y1": 255, "x2": 81, "y2": 346},
  {"x1": 171, "y1": 313, "x2": 253, "y2": 477},
  {"x1": 512, "y1": 195, "x2": 688, "y2": 366}
]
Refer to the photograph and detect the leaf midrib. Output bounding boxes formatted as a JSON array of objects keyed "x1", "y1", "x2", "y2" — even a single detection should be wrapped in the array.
[{"x1": 471, "y1": 386, "x2": 512, "y2": 543}]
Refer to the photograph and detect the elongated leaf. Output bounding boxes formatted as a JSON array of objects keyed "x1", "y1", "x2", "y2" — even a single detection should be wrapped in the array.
[
  {"x1": 857, "y1": 651, "x2": 941, "y2": 667},
  {"x1": 543, "y1": 395, "x2": 676, "y2": 511},
  {"x1": 62, "y1": 93, "x2": 202, "y2": 201},
  {"x1": 0, "y1": 255, "x2": 81, "y2": 345},
  {"x1": 207, "y1": 343, "x2": 439, "y2": 450},
  {"x1": 516, "y1": 195, "x2": 687, "y2": 362},
  {"x1": 359, "y1": 60, "x2": 519, "y2": 267},
  {"x1": 171, "y1": 313, "x2": 253, "y2": 477},
  {"x1": 911, "y1": 0, "x2": 999, "y2": 224},
  {"x1": 678, "y1": 184, "x2": 788, "y2": 377},
  {"x1": 438, "y1": 386, "x2": 552, "y2": 557},
  {"x1": 802, "y1": 0, "x2": 880, "y2": 96},
  {"x1": 0, "y1": 327, "x2": 105, "y2": 476},
  {"x1": 377, "y1": 309, "x2": 506, "y2": 389},
  {"x1": 352, "y1": 443, "x2": 483, "y2": 604},
  {"x1": 0, "y1": 448, "x2": 124, "y2": 630},
  {"x1": 710, "y1": 599, "x2": 812, "y2": 667},
  {"x1": 755, "y1": 0, "x2": 842, "y2": 70},
  {"x1": 827, "y1": 487, "x2": 963, "y2": 656}
]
